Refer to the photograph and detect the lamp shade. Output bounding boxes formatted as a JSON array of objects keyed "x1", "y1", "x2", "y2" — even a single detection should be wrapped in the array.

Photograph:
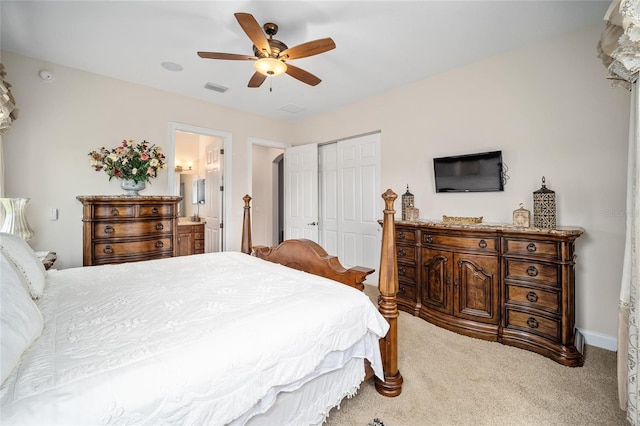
[
  {"x1": 254, "y1": 58, "x2": 287, "y2": 76},
  {"x1": 0, "y1": 198, "x2": 34, "y2": 240}
]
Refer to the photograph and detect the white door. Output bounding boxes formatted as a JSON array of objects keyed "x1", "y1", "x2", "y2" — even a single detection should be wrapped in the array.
[
  {"x1": 204, "y1": 142, "x2": 223, "y2": 252},
  {"x1": 284, "y1": 143, "x2": 318, "y2": 241},
  {"x1": 319, "y1": 143, "x2": 338, "y2": 255},
  {"x1": 336, "y1": 134, "x2": 382, "y2": 284}
]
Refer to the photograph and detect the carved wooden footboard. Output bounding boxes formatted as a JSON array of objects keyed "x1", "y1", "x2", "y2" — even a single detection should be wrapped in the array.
[{"x1": 240, "y1": 191, "x2": 403, "y2": 397}]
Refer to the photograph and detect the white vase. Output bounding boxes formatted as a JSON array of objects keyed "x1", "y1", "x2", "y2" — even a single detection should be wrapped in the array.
[
  {"x1": 120, "y1": 179, "x2": 146, "y2": 196},
  {"x1": 0, "y1": 198, "x2": 34, "y2": 240}
]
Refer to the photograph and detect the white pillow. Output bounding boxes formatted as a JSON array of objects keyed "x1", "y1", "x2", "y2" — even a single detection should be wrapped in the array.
[
  {"x1": 1, "y1": 252, "x2": 44, "y2": 384},
  {"x1": 0, "y1": 233, "x2": 46, "y2": 299}
]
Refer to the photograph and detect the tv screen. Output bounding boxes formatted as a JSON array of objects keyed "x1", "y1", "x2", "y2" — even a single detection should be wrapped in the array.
[{"x1": 433, "y1": 151, "x2": 504, "y2": 193}]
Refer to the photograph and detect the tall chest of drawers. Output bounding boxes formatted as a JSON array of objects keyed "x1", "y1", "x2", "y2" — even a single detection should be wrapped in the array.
[
  {"x1": 394, "y1": 220, "x2": 584, "y2": 367},
  {"x1": 77, "y1": 196, "x2": 181, "y2": 266}
]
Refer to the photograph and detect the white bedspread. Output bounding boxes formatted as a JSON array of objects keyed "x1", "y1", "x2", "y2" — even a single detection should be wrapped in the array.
[{"x1": 0, "y1": 251, "x2": 389, "y2": 425}]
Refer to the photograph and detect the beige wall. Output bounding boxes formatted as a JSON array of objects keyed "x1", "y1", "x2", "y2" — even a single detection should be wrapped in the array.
[
  {"x1": 1, "y1": 50, "x2": 293, "y2": 269},
  {"x1": 1, "y1": 23, "x2": 630, "y2": 347},
  {"x1": 251, "y1": 145, "x2": 284, "y2": 247},
  {"x1": 290, "y1": 24, "x2": 630, "y2": 347}
]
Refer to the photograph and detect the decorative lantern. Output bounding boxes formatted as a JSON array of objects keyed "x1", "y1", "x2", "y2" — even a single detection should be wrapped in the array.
[
  {"x1": 533, "y1": 177, "x2": 556, "y2": 229},
  {"x1": 512, "y1": 203, "x2": 531, "y2": 227},
  {"x1": 402, "y1": 185, "x2": 414, "y2": 221},
  {"x1": 406, "y1": 206, "x2": 420, "y2": 221}
]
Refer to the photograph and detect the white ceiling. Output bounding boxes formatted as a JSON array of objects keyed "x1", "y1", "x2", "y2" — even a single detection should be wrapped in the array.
[{"x1": 1, "y1": 1, "x2": 609, "y2": 122}]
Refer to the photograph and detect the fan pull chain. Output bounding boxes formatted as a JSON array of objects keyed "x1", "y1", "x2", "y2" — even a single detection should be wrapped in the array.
[{"x1": 269, "y1": 78, "x2": 273, "y2": 93}]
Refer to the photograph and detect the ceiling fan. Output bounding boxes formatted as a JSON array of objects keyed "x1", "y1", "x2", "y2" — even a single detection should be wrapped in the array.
[{"x1": 198, "y1": 12, "x2": 336, "y2": 88}]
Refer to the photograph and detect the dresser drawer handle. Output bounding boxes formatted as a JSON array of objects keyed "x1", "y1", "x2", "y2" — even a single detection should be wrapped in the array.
[
  {"x1": 398, "y1": 231, "x2": 405, "y2": 240},
  {"x1": 103, "y1": 245, "x2": 113, "y2": 254},
  {"x1": 478, "y1": 239, "x2": 487, "y2": 249},
  {"x1": 398, "y1": 248, "x2": 406, "y2": 257},
  {"x1": 527, "y1": 243, "x2": 537, "y2": 252},
  {"x1": 110, "y1": 208, "x2": 119, "y2": 216},
  {"x1": 104, "y1": 225, "x2": 114, "y2": 234},
  {"x1": 156, "y1": 223, "x2": 164, "y2": 231},
  {"x1": 398, "y1": 286, "x2": 405, "y2": 294},
  {"x1": 526, "y1": 266, "x2": 539, "y2": 277},
  {"x1": 426, "y1": 235, "x2": 433, "y2": 244},
  {"x1": 526, "y1": 291, "x2": 539, "y2": 303},
  {"x1": 399, "y1": 266, "x2": 406, "y2": 276},
  {"x1": 152, "y1": 207, "x2": 159, "y2": 214},
  {"x1": 155, "y1": 241, "x2": 164, "y2": 248},
  {"x1": 527, "y1": 317, "x2": 539, "y2": 329}
]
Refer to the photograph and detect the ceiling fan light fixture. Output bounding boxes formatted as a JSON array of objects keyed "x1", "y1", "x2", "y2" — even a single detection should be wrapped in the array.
[{"x1": 254, "y1": 57, "x2": 287, "y2": 76}]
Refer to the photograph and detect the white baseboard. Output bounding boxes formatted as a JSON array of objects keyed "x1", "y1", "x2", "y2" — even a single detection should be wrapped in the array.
[{"x1": 579, "y1": 328, "x2": 617, "y2": 351}]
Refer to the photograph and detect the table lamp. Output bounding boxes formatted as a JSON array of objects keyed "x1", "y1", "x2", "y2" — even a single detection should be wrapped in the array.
[{"x1": 0, "y1": 198, "x2": 34, "y2": 240}]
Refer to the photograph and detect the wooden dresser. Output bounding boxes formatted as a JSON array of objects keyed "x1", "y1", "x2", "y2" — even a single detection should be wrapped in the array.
[
  {"x1": 177, "y1": 222, "x2": 205, "y2": 256},
  {"x1": 77, "y1": 196, "x2": 181, "y2": 266},
  {"x1": 394, "y1": 220, "x2": 584, "y2": 367}
]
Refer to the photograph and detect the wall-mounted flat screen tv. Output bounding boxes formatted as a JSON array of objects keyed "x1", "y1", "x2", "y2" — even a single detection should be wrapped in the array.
[{"x1": 433, "y1": 150, "x2": 504, "y2": 193}]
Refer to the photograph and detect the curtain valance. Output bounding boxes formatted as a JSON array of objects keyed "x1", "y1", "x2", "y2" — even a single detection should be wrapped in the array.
[
  {"x1": 598, "y1": 0, "x2": 640, "y2": 89},
  {"x1": 0, "y1": 63, "x2": 17, "y2": 134}
]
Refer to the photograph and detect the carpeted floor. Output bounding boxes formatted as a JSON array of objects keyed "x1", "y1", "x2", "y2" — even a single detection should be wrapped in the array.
[{"x1": 324, "y1": 285, "x2": 627, "y2": 426}]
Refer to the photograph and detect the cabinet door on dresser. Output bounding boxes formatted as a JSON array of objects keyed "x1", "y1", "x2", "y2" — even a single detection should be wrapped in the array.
[
  {"x1": 453, "y1": 253, "x2": 499, "y2": 324},
  {"x1": 422, "y1": 249, "x2": 499, "y2": 324},
  {"x1": 421, "y1": 248, "x2": 452, "y2": 315},
  {"x1": 177, "y1": 225, "x2": 193, "y2": 256}
]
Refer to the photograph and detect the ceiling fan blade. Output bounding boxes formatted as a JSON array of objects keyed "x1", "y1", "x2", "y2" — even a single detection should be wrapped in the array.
[
  {"x1": 279, "y1": 38, "x2": 336, "y2": 60},
  {"x1": 248, "y1": 72, "x2": 267, "y2": 88},
  {"x1": 198, "y1": 51, "x2": 257, "y2": 61},
  {"x1": 285, "y1": 64, "x2": 322, "y2": 86},
  {"x1": 234, "y1": 12, "x2": 271, "y2": 57}
]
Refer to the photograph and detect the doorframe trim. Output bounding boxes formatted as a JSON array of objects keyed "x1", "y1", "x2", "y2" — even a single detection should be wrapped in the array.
[{"x1": 168, "y1": 122, "x2": 232, "y2": 251}]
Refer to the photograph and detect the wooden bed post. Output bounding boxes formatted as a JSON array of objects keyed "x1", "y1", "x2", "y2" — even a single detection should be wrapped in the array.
[
  {"x1": 241, "y1": 194, "x2": 252, "y2": 255},
  {"x1": 375, "y1": 189, "x2": 403, "y2": 397}
]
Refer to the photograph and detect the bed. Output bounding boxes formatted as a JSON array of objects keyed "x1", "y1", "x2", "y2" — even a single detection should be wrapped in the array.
[{"x1": 0, "y1": 190, "x2": 402, "y2": 425}]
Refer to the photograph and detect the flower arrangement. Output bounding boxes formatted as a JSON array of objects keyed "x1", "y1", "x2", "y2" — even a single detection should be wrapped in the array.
[{"x1": 88, "y1": 139, "x2": 166, "y2": 183}]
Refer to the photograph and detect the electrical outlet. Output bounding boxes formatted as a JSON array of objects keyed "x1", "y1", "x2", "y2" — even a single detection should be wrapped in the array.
[{"x1": 49, "y1": 208, "x2": 58, "y2": 220}]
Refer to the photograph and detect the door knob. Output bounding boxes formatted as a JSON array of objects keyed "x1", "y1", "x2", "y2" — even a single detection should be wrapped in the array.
[{"x1": 307, "y1": 221, "x2": 318, "y2": 226}]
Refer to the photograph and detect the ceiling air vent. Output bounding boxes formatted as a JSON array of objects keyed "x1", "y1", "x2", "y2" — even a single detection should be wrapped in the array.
[{"x1": 204, "y1": 82, "x2": 228, "y2": 93}]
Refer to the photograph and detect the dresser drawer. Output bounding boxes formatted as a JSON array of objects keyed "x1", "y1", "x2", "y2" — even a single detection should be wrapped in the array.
[
  {"x1": 505, "y1": 284, "x2": 560, "y2": 314},
  {"x1": 396, "y1": 245, "x2": 416, "y2": 264},
  {"x1": 505, "y1": 309, "x2": 560, "y2": 342},
  {"x1": 194, "y1": 240, "x2": 205, "y2": 251},
  {"x1": 398, "y1": 282, "x2": 416, "y2": 302},
  {"x1": 93, "y1": 219, "x2": 173, "y2": 238},
  {"x1": 194, "y1": 232, "x2": 205, "y2": 240},
  {"x1": 504, "y1": 259, "x2": 559, "y2": 286},
  {"x1": 93, "y1": 237, "x2": 173, "y2": 261},
  {"x1": 396, "y1": 229, "x2": 417, "y2": 243},
  {"x1": 177, "y1": 224, "x2": 192, "y2": 233},
  {"x1": 422, "y1": 234, "x2": 498, "y2": 253},
  {"x1": 94, "y1": 205, "x2": 135, "y2": 218},
  {"x1": 398, "y1": 264, "x2": 417, "y2": 285},
  {"x1": 139, "y1": 204, "x2": 174, "y2": 217},
  {"x1": 504, "y1": 238, "x2": 558, "y2": 259}
]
